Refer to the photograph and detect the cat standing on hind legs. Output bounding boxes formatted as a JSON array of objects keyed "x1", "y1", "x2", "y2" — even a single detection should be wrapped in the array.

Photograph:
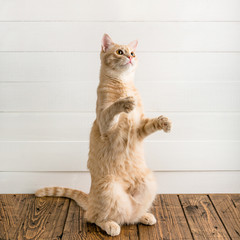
[{"x1": 36, "y1": 33, "x2": 171, "y2": 236}]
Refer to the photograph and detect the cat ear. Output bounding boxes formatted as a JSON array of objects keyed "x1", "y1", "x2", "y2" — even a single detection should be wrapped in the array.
[
  {"x1": 102, "y1": 33, "x2": 114, "y2": 52},
  {"x1": 128, "y1": 40, "x2": 138, "y2": 51}
]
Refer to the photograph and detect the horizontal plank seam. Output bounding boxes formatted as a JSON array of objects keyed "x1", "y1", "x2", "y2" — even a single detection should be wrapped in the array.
[
  {"x1": 0, "y1": 111, "x2": 239, "y2": 114},
  {"x1": 2, "y1": 80, "x2": 233, "y2": 83},
  {"x1": 1, "y1": 20, "x2": 240, "y2": 23},
  {"x1": 0, "y1": 140, "x2": 239, "y2": 143},
  {"x1": 1, "y1": 80, "x2": 240, "y2": 83},
  {"x1": 1, "y1": 51, "x2": 240, "y2": 53},
  {"x1": 208, "y1": 195, "x2": 233, "y2": 240},
  {"x1": 1, "y1": 111, "x2": 240, "y2": 114},
  {"x1": 1, "y1": 170, "x2": 240, "y2": 173}
]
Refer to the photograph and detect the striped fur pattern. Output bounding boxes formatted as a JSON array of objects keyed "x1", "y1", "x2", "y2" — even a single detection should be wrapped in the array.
[
  {"x1": 36, "y1": 34, "x2": 171, "y2": 236},
  {"x1": 35, "y1": 187, "x2": 88, "y2": 210}
]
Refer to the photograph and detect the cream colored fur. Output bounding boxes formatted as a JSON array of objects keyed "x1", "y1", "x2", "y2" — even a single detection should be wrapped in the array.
[{"x1": 36, "y1": 34, "x2": 171, "y2": 236}]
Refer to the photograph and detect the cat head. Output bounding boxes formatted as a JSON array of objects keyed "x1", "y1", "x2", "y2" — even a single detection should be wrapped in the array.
[{"x1": 100, "y1": 34, "x2": 138, "y2": 74}]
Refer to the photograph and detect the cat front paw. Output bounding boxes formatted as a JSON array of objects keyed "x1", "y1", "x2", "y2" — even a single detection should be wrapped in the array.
[
  {"x1": 157, "y1": 116, "x2": 171, "y2": 132},
  {"x1": 118, "y1": 96, "x2": 136, "y2": 113}
]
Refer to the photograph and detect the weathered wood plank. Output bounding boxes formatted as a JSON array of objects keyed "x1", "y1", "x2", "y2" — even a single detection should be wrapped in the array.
[
  {"x1": 62, "y1": 200, "x2": 139, "y2": 240},
  {"x1": 210, "y1": 194, "x2": 240, "y2": 239},
  {"x1": 16, "y1": 196, "x2": 70, "y2": 240},
  {"x1": 138, "y1": 195, "x2": 193, "y2": 240},
  {"x1": 1, "y1": 194, "x2": 240, "y2": 239},
  {"x1": 0, "y1": 194, "x2": 35, "y2": 240},
  {"x1": 179, "y1": 194, "x2": 231, "y2": 239}
]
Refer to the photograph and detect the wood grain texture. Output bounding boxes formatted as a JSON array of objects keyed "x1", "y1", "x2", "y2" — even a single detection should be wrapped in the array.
[
  {"x1": 17, "y1": 196, "x2": 70, "y2": 240},
  {"x1": 179, "y1": 194, "x2": 231, "y2": 239},
  {"x1": 0, "y1": 0, "x2": 239, "y2": 21},
  {"x1": 1, "y1": 82, "x2": 240, "y2": 112},
  {"x1": 210, "y1": 194, "x2": 240, "y2": 239},
  {"x1": 1, "y1": 194, "x2": 240, "y2": 239},
  {"x1": 1, "y1": 112, "x2": 240, "y2": 141},
  {"x1": 1, "y1": 53, "x2": 240, "y2": 82},
  {"x1": 62, "y1": 200, "x2": 139, "y2": 240},
  {"x1": 0, "y1": 194, "x2": 35, "y2": 240},
  {"x1": 138, "y1": 195, "x2": 193, "y2": 239},
  {"x1": 0, "y1": 22, "x2": 239, "y2": 52}
]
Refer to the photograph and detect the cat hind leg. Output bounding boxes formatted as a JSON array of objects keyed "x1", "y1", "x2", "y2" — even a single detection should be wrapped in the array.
[
  {"x1": 96, "y1": 220, "x2": 121, "y2": 236},
  {"x1": 139, "y1": 212, "x2": 156, "y2": 225}
]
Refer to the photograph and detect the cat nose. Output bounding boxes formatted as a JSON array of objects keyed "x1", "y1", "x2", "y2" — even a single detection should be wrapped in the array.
[{"x1": 127, "y1": 56, "x2": 132, "y2": 59}]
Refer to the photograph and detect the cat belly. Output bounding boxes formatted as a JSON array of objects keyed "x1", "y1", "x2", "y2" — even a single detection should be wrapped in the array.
[
  {"x1": 86, "y1": 173, "x2": 157, "y2": 225},
  {"x1": 86, "y1": 178, "x2": 133, "y2": 225},
  {"x1": 129, "y1": 173, "x2": 157, "y2": 223}
]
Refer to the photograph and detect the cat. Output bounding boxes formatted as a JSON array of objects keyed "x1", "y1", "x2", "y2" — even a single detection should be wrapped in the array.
[{"x1": 35, "y1": 33, "x2": 171, "y2": 236}]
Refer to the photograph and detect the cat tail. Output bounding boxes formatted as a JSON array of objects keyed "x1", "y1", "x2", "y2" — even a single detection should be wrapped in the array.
[{"x1": 35, "y1": 187, "x2": 88, "y2": 210}]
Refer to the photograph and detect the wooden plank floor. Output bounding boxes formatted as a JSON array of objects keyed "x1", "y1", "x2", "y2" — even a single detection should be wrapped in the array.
[{"x1": 0, "y1": 194, "x2": 239, "y2": 240}]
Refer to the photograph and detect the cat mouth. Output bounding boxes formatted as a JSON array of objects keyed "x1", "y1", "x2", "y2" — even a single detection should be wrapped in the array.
[
  {"x1": 121, "y1": 60, "x2": 134, "y2": 67},
  {"x1": 128, "y1": 59, "x2": 133, "y2": 65}
]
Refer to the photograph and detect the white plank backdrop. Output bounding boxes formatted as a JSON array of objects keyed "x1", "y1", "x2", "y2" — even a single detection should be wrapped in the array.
[{"x1": 0, "y1": 0, "x2": 239, "y2": 193}]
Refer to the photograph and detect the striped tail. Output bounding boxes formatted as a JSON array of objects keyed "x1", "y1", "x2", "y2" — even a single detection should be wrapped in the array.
[{"x1": 35, "y1": 187, "x2": 88, "y2": 210}]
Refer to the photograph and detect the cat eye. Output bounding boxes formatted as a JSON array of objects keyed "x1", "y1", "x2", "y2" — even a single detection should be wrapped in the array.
[
  {"x1": 116, "y1": 49, "x2": 123, "y2": 55},
  {"x1": 131, "y1": 52, "x2": 135, "y2": 57}
]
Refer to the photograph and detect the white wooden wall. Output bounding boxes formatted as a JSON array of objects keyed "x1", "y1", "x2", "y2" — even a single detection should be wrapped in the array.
[{"x1": 0, "y1": 0, "x2": 240, "y2": 193}]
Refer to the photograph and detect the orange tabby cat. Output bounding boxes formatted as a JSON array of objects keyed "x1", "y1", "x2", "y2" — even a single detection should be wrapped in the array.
[{"x1": 36, "y1": 34, "x2": 171, "y2": 236}]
